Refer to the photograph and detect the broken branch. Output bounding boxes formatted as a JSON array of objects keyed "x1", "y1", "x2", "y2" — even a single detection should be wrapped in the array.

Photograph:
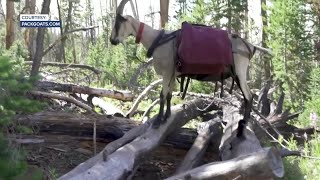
[
  {"x1": 36, "y1": 81, "x2": 134, "y2": 101},
  {"x1": 28, "y1": 90, "x2": 94, "y2": 113},
  {"x1": 126, "y1": 79, "x2": 162, "y2": 117}
]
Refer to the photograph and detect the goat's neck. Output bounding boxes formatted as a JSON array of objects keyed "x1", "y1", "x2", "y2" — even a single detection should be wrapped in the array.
[{"x1": 130, "y1": 18, "x2": 160, "y2": 49}]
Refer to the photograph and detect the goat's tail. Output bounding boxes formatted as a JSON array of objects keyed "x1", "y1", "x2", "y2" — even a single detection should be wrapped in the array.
[{"x1": 254, "y1": 45, "x2": 273, "y2": 55}]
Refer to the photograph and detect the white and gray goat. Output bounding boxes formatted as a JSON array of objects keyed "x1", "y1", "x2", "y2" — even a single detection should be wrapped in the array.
[{"x1": 110, "y1": 0, "x2": 272, "y2": 136}]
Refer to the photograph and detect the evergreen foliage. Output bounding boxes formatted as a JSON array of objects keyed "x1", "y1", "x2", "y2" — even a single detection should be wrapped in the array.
[{"x1": 0, "y1": 54, "x2": 43, "y2": 178}]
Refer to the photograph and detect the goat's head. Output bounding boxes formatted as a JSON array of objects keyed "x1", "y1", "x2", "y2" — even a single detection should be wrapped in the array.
[{"x1": 110, "y1": 0, "x2": 134, "y2": 45}]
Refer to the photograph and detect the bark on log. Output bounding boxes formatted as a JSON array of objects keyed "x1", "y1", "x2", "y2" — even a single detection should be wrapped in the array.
[
  {"x1": 36, "y1": 81, "x2": 134, "y2": 101},
  {"x1": 58, "y1": 98, "x2": 220, "y2": 180}
]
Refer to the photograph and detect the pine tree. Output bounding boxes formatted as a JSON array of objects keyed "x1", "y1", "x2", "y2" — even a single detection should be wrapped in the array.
[{"x1": 267, "y1": 0, "x2": 314, "y2": 109}]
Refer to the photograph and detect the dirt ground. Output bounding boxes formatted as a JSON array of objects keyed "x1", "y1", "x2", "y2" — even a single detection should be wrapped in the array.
[{"x1": 18, "y1": 133, "x2": 216, "y2": 180}]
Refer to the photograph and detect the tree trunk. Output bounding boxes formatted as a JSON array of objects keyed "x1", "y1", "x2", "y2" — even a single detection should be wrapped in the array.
[
  {"x1": 29, "y1": 0, "x2": 36, "y2": 60},
  {"x1": 87, "y1": 0, "x2": 95, "y2": 44},
  {"x1": 6, "y1": 0, "x2": 15, "y2": 49},
  {"x1": 261, "y1": 0, "x2": 271, "y2": 81},
  {"x1": 160, "y1": 0, "x2": 169, "y2": 28},
  {"x1": 61, "y1": 0, "x2": 73, "y2": 63},
  {"x1": 71, "y1": 35, "x2": 77, "y2": 63},
  {"x1": 113, "y1": 0, "x2": 117, "y2": 14},
  {"x1": 227, "y1": 0, "x2": 231, "y2": 33},
  {"x1": 244, "y1": 0, "x2": 248, "y2": 39},
  {"x1": 129, "y1": 0, "x2": 138, "y2": 19},
  {"x1": 0, "y1": 0, "x2": 4, "y2": 23},
  {"x1": 57, "y1": 0, "x2": 66, "y2": 63},
  {"x1": 30, "y1": 0, "x2": 51, "y2": 77}
]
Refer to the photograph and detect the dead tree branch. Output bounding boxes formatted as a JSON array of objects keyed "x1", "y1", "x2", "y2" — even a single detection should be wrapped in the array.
[
  {"x1": 126, "y1": 79, "x2": 162, "y2": 117},
  {"x1": 28, "y1": 90, "x2": 94, "y2": 113},
  {"x1": 36, "y1": 81, "x2": 134, "y2": 101},
  {"x1": 141, "y1": 98, "x2": 160, "y2": 122},
  {"x1": 42, "y1": 26, "x2": 98, "y2": 58},
  {"x1": 128, "y1": 58, "x2": 154, "y2": 89},
  {"x1": 24, "y1": 61, "x2": 101, "y2": 74}
]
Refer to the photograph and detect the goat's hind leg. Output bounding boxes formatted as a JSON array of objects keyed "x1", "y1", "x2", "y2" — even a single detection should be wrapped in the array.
[
  {"x1": 235, "y1": 75, "x2": 253, "y2": 137},
  {"x1": 234, "y1": 55, "x2": 253, "y2": 137}
]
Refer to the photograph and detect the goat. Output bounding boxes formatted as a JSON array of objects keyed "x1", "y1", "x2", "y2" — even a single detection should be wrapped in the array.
[{"x1": 110, "y1": 0, "x2": 272, "y2": 136}]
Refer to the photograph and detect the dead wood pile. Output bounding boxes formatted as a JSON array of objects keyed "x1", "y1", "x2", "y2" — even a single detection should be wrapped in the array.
[{"x1": 17, "y1": 79, "x2": 317, "y2": 179}]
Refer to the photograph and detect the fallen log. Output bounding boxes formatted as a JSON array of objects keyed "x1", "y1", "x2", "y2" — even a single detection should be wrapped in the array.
[
  {"x1": 15, "y1": 111, "x2": 197, "y2": 150},
  {"x1": 219, "y1": 95, "x2": 284, "y2": 179},
  {"x1": 176, "y1": 119, "x2": 222, "y2": 174},
  {"x1": 16, "y1": 97, "x2": 316, "y2": 179},
  {"x1": 78, "y1": 94, "x2": 124, "y2": 116},
  {"x1": 58, "y1": 98, "x2": 220, "y2": 180},
  {"x1": 36, "y1": 81, "x2": 134, "y2": 101},
  {"x1": 166, "y1": 147, "x2": 284, "y2": 180},
  {"x1": 170, "y1": 95, "x2": 285, "y2": 179},
  {"x1": 16, "y1": 110, "x2": 315, "y2": 151}
]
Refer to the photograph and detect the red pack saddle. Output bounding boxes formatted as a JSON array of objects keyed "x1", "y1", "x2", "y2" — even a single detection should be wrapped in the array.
[{"x1": 176, "y1": 22, "x2": 233, "y2": 75}]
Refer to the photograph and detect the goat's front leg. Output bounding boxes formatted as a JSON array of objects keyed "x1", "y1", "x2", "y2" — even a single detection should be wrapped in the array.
[
  {"x1": 152, "y1": 72, "x2": 175, "y2": 128},
  {"x1": 163, "y1": 73, "x2": 175, "y2": 123},
  {"x1": 152, "y1": 89, "x2": 165, "y2": 129},
  {"x1": 163, "y1": 92, "x2": 172, "y2": 123}
]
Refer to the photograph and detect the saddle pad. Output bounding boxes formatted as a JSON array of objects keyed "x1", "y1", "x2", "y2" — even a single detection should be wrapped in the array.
[{"x1": 177, "y1": 22, "x2": 233, "y2": 75}]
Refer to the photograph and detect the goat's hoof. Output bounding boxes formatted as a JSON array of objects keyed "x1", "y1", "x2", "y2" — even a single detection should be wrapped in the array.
[
  {"x1": 152, "y1": 116, "x2": 162, "y2": 129},
  {"x1": 102, "y1": 150, "x2": 108, "y2": 161},
  {"x1": 161, "y1": 118, "x2": 167, "y2": 124},
  {"x1": 163, "y1": 113, "x2": 171, "y2": 124},
  {"x1": 152, "y1": 122, "x2": 160, "y2": 129},
  {"x1": 236, "y1": 119, "x2": 246, "y2": 137}
]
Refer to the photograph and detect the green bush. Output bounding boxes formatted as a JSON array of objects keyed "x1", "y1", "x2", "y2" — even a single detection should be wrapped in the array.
[
  {"x1": 298, "y1": 67, "x2": 320, "y2": 127},
  {"x1": 283, "y1": 135, "x2": 320, "y2": 179},
  {"x1": 0, "y1": 56, "x2": 43, "y2": 179}
]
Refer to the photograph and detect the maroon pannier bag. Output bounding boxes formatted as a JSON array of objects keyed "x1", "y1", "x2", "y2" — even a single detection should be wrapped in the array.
[{"x1": 176, "y1": 22, "x2": 233, "y2": 75}]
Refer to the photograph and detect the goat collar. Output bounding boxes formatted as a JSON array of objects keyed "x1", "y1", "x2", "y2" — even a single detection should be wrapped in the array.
[{"x1": 135, "y1": 23, "x2": 144, "y2": 44}]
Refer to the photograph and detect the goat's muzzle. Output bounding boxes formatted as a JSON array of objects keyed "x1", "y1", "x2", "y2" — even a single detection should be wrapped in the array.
[{"x1": 110, "y1": 38, "x2": 119, "y2": 45}]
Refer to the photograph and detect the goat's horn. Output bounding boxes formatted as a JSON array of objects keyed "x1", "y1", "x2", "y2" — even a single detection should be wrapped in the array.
[{"x1": 116, "y1": 0, "x2": 130, "y2": 15}]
